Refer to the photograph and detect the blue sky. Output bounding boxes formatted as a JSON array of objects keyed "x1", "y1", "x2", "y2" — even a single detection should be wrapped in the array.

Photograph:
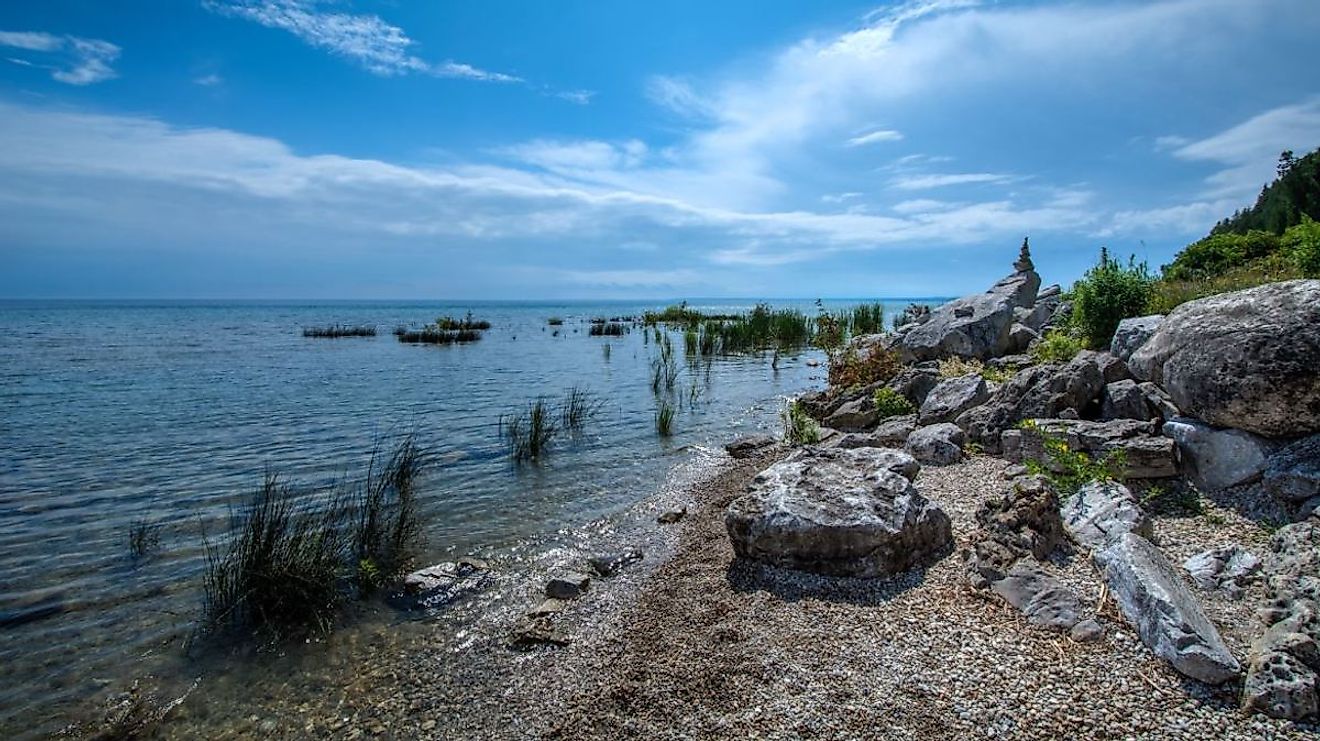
[{"x1": 2, "y1": 0, "x2": 1319, "y2": 299}]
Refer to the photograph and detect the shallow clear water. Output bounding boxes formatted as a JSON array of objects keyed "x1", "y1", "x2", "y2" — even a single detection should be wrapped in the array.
[{"x1": 0, "y1": 298, "x2": 933, "y2": 735}]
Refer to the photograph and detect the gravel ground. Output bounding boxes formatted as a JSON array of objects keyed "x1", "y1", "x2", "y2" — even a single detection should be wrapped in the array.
[{"x1": 158, "y1": 450, "x2": 1318, "y2": 740}]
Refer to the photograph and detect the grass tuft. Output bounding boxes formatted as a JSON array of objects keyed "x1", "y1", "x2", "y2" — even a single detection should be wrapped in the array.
[
  {"x1": 303, "y1": 325, "x2": 376, "y2": 338},
  {"x1": 655, "y1": 401, "x2": 675, "y2": 437},
  {"x1": 128, "y1": 519, "x2": 161, "y2": 559},
  {"x1": 782, "y1": 399, "x2": 820, "y2": 445}
]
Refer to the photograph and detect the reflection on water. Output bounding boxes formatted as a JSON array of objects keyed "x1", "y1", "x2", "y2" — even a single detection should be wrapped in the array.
[{"x1": 0, "y1": 298, "x2": 929, "y2": 736}]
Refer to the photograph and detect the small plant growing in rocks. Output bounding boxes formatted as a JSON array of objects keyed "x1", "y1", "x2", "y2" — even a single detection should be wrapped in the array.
[
  {"x1": 937, "y1": 357, "x2": 1011, "y2": 383},
  {"x1": 1018, "y1": 421, "x2": 1126, "y2": 495},
  {"x1": 871, "y1": 387, "x2": 915, "y2": 420},
  {"x1": 829, "y1": 346, "x2": 901, "y2": 390},
  {"x1": 1029, "y1": 329, "x2": 1084, "y2": 364},
  {"x1": 781, "y1": 399, "x2": 820, "y2": 445}
]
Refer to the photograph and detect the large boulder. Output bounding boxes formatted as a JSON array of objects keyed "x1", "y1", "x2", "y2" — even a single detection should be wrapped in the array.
[
  {"x1": 1264, "y1": 434, "x2": 1320, "y2": 509},
  {"x1": 918, "y1": 374, "x2": 989, "y2": 425},
  {"x1": 1110, "y1": 315, "x2": 1164, "y2": 360},
  {"x1": 726, "y1": 447, "x2": 951, "y2": 577},
  {"x1": 1001, "y1": 418, "x2": 1179, "y2": 479},
  {"x1": 885, "y1": 362, "x2": 942, "y2": 408},
  {"x1": 1162, "y1": 417, "x2": 1281, "y2": 492},
  {"x1": 905, "y1": 423, "x2": 965, "y2": 466},
  {"x1": 835, "y1": 415, "x2": 917, "y2": 449},
  {"x1": 897, "y1": 261, "x2": 1040, "y2": 363},
  {"x1": 1100, "y1": 379, "x2": 1150, "y2": 421},
  {"x1": 1128, "y1": 280, "x2": 1320, "y2": 437},
  {"x1": 822, "y1": 395, "x2": 879, "y2": 432},
  {"x1": 957, "y1": 352, "x2": 1105, "y2": 452},
  {"x1": 1095, "y1": 533, "x2": 1241, "y2": 684},
  {"x1": 1061, "y1": 480, "x2": 1152, "y2": 551}
]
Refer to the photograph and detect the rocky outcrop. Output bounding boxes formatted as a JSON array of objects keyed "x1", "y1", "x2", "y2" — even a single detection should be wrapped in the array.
[
  {"x1": 1095, "y1": 533, "x2": 1241, "y2": 684},
  {"x1": 905, "y1": 423, "x2": 965, "y2": 466},
  {"x1": 919, "y1": 374, "x2": 990, "y2": 425},
  {"x1": 725, "y1": 434, "x2": 778, "y2": 459},
  {"x1": 1110, "y1": 315, "x2": 1164, "y2": 360},
  {"x1": 835, "y1": 415, "x2": 917, "y2": 449},
  {"x1": 1100, "y1": 379, "x2": 1150, "y2": 421},
  {"x1": 1263, "y1": 434, "x2": 1320, "y2": 514},
  {"x1": 896, "y1": 250, "x2": 1041, "y2": 362},
  {"x1": 823, "y1": 395, "x2": 880, "y2": 432},
  {"x1": 726, "y1": 447, "x2": 951, "y2": 578},
  {"x1": 1243, "y1": 521, "x2": 1320, "y2": 719},
  {"x1": 957, "y1": 352, "x2": 1105, "y2": 452},
  {"x1": 1001, "y1": 418, "x2": 1179, "y2": 479},
  {"x1": 1162, "y1": 417, "x2": 1280, "y2": 492},
  {"x1": 965, "y1": 475, "x2": 1100, "y2": 639},
  {"x1": 1129, "y1": 280, "x2": 1320, "y2": 437},
  {"x1": 1061, "y1": 481, "x2": 1152, "y2": 551},
  {"x1": 885, "y1": 363, "x2": 942, "y2": 408},
  {"x1": 1183, "y1": 544, "x2": 1260, "y2": 599}
]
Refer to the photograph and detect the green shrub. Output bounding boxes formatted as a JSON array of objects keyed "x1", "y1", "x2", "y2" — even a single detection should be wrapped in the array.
[
  {"x1": 1283, "y1": 215, "x2": 1320, "y2": 277},
  {"x1": 871, "y1": 387, "x2": 915, "y2": 419},
  {"x1": 1162, "y1": 231, "x2": 1280, "y2": 281},
  {"x1": 782, "y1": 399, "x2": 821, "y2": 445},
  {"x1": 1019, "y1": 424, "x2": 1126, "y2": 495},
  {"x1": 1147, "y1": 251, "x2": 1304, "y2": 314},
  {"x1": 1070, "y1": 247, "x2": 1156, "y2": 349},
  {"x1": 1030, "y1": 329, "x2": 1084, "y2": 364},
  {"x1": 828, "y1": 346, "x2": 902, "y2": 389}
]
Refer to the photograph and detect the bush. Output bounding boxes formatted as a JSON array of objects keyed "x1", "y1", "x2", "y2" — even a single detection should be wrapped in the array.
[
  {"x1": 828, "y1": 347, "x2": 902, "y2": 390},
  {"x1": 1162, "y1": 231, "x2": 1279, "y2": 281},
  {"x1": 782, "y1": 399, "x2": 820, "y2": 445},
  {"x1": 871, "y1": 387, "x2": 914, "y2": 419},
  {"x1": 1069, "y1": 247, "x2": 1155, "y2": 349},
  {"x1": 1283, "y1": 215, "x2": 1320, "y2": 277},
  {"x1": 1030, "y1": 329, "x2": 1084, "y2": 364},
  {"x1": 1147, "y1": 251, "x2": 1304, "y2": 313}
]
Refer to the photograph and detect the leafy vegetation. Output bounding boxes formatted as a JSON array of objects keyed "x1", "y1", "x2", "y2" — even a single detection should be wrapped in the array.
[
  {"x1": 828, "y1": 346, "x2": 902, "y2": 390},
  {"x1": 937, "y1": 357, "x2": 1011, "y2": 383},
  {"x1": 1069, "y1": 247, "x2": 1155, "y2": 349},
  {"x1": 434, "y1": 312, "x2": 491, "y2": 331},
  {"x1": 871, "y1": 387, "x2": 915, "y2": 420},
  {"x1": 1210, "y1": 149, "x2": 1320, "y2": 236},
  {"x1": 1029, "y1": 329, "x2": 1084, "y2": 364},
  {"x1": 302, "y1": 325, "x2": 377, "y2": 338},
  {"x1": 201, "y1": 437, "x2": 428, "y2": 642},
  {"x1": 1017, "y1": 420, "x2": 1126, "y2": 495},
  {"x1": 782, "y1": 399, "x2": 821, "y2": 445}
]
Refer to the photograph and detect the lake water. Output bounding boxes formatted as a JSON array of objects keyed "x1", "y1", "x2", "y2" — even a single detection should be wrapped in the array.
[{"x1": 0, "y1": 298, "x2": 937, "y2": 736}]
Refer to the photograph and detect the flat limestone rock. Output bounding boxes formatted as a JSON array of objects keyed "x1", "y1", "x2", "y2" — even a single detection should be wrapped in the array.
[
  {"x1": 1061, "y1": 480, "x2": 1152, "y2": 551},
  {"x1": 1163, "y1": 417, "x2": 1279, "y2": 492},
  {"x1": 725, "y1": 434, "x2": 778, "y2": 459},
  {"x1": 1095, "y1": 533, "x2": 1241, "y2": 684},
  {"x1": 726, "y1": 446, "x2": 950, "y2": 578}
]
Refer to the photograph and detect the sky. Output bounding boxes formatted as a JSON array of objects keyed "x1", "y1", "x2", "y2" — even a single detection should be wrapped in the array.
[{"x1": 1, "y1": 0, "x2": 1319, "y2": 300}]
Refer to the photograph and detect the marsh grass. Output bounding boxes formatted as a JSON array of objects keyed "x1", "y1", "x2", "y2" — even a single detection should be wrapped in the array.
[
  {"x1": 501, "y1": 398, "x2": 558, "y2": 463},
  {"x1": 588, "y1": 322, "x2": 627, "y2": 337},
  {"x1": 651, "y1": 333, "x2": 679, "y2": 393},
  {"x1": 127, "y1": 519, "x2": 161, "y2": 559},
  {"x1": 547, "y1": 317, "x2": 564, "y2": 326},
  {"x1": 200, "y1": 437, "x2": 428, "y2": 642},
  {"x1": 845, "y1": 303, "x2": 886, "y2": 336},
  {"x1": 395, "y1": 327, "x2": 483, "y2": 344},
  {"x1": 560, "y1": 386, "x2": 600, "y2": 432},
  {"x1": 655, "y1": 401, "x2": 675, "y2": 436},
  {"x1": 303, "y1": 325, "x2": 377, "y2": 338},
  {"x1": 434, "y1": 312, "x2": 492, "y2": 331}
]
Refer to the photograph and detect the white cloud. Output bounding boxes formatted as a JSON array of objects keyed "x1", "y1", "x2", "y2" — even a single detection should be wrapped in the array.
[
  {"x1": 845, "y1": 129, "x2": 904, "y2": 147},
  {"x1": 1165, "y1": 97, "x2": 1320, "y2": 198},
  {"x1": 554, "y1": 89, "x2": 596, "y2": 105},
  {"x1": 194, "y1": 73, "x2": 224, "y2": 87},
  {"x1": 0, "y1": 30, "x2": 120, "y2": 85},
  {"x1": 889, "y1": 172, "x2": 1016, "y2": 190},
  {"x1": 821, "y1": 192, "x2": 862, "y2": 204},
  {"x1": 1099, "y1": 199, "x2": 1239, "y2": 237},
  {"x1": 646, "y1": 75, "x2": 715, "y2": 118},
  {"x1": 206, "y1": 1, "x2": 519, "y2": 82},
  {"x1": 891, "y1": 198, "x2": 954, "y2": 214}
]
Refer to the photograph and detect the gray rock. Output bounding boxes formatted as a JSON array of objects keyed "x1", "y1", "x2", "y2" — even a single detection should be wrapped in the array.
[
  {"x1": 957, "y1": 352, "x2": 1105, "y2": 452},
  {"x1": 1008, "y1": 323, "x2": 1040, "y2": 353},
  {"x1": 905, "y1": 423, "x2": 966, "y2": 466},
  {"x1": 1128, "y1": 280, "x2": 1320, "y2": 437},
  {"x1": 657, "y1": 507, "x2": 687, "y2": 524},
  {"x1": 991, "y1": 558, "x2": 1093, "y2": 632},
  {"x1": 1264, "y1": 433, "x2": 1320, "y2": 507},
  {"x1": 1163, "y1": 417, "x2": 1280, "y2": 492},
  {"x1": 545, "y1": 572, "x2": 591, "y2": 600},
  {"x1": 1138, "y1": 381, "x2": 1181, "y2": 421},
  {"x1": 919, "y1": 374, "x2": 990, "y2": 425},
  {"x1": 1038, "y1": 284, "x2": 1062, "y2": 300},
  {"x1": 1244, "y1": 521, "x2": 1320, "y2": 720},
  {"x1": 397, "y1": 559, "x2": 493, "y2": 610},
  {"x1": 835, "y1": 415, "x2": 916, "y2": 449},
  {"x1": 823, "y1": 395, "x2": 879, "y2": 432},
  {"x1": 886, "y1": 364, "x2": 942, "y2": 408},
  {"x1": 1096, "y1": 352, "x2": 1134, "y2": 384},
  {"x1": 1061, "y1": 480, "x2": 1152, "y2": 550},
  {"x1": 725, "y1": 434, "x2": 777, "y2": 459},
  {"x1": 1101, "y1": 379, "x2": 1150, "y2": 421},
  {"x1": 1095, "y1": 533, "x2": 1242, "y2": 684},
  {"x1": 1183, "y1": 544, "x2": 1261, "y2": 598},
  {"x1": 510, "y1": 616, "x2": 570, "y2": 649},
  {"x1": 1110, "y1": 315, "x2": 1164, "y2": 361},
  {"x1": 1002, "y1": 418, "x2": 1180, "y2": 479},
  {"x1": 1016, "y1": 293, "x2": 1062, "y2": 333},
  {"x1": 726, "y1": 447, "x2": 950, "y2": 577},
  {"x1": 527, "y1": 598, "x2": 567, "y2": 617},
  {"x1": 588, "y1": 549, "x2": 644, "y2": 577},
  {"x1": 898, "y1": 263, "x2": 1041, "y2": 362}
]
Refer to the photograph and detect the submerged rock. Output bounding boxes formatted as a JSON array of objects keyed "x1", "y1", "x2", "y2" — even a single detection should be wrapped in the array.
[
  {"x1": 1129, "y1": 280, "x2": 1320, "y2": 437},
  {"x1": 395, "y1": 558, "x2": 493, "y2": 611},
  {"x1": 545, "y1": 572, "x2": 591, "y2": 600},
  {"x1": 726, "y1": 447, "x2": 950, "y2": 578},
  {"x1": 1095, "y1": 533, "x2": 1241, "y2": 684}
]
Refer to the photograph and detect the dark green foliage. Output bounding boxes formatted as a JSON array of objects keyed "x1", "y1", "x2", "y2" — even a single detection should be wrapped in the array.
[
  {"x1": 1162, "y1": 230, "x2": 1281, "y2": 281},
  {"x1": 395, "y1": 327, "x2": 483, "y2": 344},
  {"x1": 1283, "y1": 215, "x2": 1320, "y2": 277},
  {"x1": 302, "y1": 325, "x2": 377, "y2": 338},
  {"x1": 1210, "y1": 149, "x2": 1320, "y2": 236},
  {"x1": 782, "y1": 399, "x2": 820, "y2": 444},
  {"x1": 1069, "y1": 247, "x2": 1155, "y2": 349},
  {"x1": 200, "y1": 436, "x2": 428, "y2": 641},
  {"x1": 1030, "y1": 329, "x2": 1084, "y2": 364},
  {"x1": 846, "y1": 303, "x2": 886, "y2": 336},
  {"x1": 871, "y1": 387, "x2": 914, "y2": 419}
]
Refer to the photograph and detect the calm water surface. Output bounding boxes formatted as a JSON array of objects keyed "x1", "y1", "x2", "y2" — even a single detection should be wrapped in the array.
[{"x1": 0, "y1": 298, "x2": 935, "y2": 736}]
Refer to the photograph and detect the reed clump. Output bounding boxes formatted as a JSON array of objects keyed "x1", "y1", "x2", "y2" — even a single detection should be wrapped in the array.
[
  {"x1": 434, "y1": 312, "x2": 492, "y2": 331},
  {"x1": 655, "y1": 401, "x2": 675, "y2": 436},
  {"x1": 200, "y1": 436, "x2": 429, "y2": 642},
  {"x1": 500, "y1": 387, "x2": 600, "y2": 463},
  {"x1": 588, "y1": 322, "x2": 627, "y2": 337},
  {"x1": 303, "y1": 325, "x2": 377, "y2": 338},
  {"x1": 395, "y1": 327, "x2": 483, "y2": 344}
]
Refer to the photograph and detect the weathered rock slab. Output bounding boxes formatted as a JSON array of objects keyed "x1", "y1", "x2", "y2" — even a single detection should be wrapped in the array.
[
  {"x1": 1163, "y1": 417, "x2": 1280, "y2": 492},
  {"x1": 1002, "y1": 418, "x2": 1179, "y2": 479},
  {"x1": 919, "y1": 374, "x2": 989, "y2": 425},
  {"x1": 1264, "y1": 433, "x2": 1320, "y2": 508},
  {"x1": 726, "y1": 447, "x2": 950, "y2": 577},
  {"x1": 1110, "y1": 314, "x2": 1164, "y2": 360},
  {"x1": 1062, "y1": 480, "x2": 1152, "y2": 551},
  {"x1": 725, "y1": 434, "x2": 778, "y2": 459},
  {"x1": 1095, "y1": 533, "x2": 1241, "y2": 684},
  {"x1": 1183, "y1": 544, "x2": 1260, "y2": 599},
  {"x1": 898, "y1": 268, "x2": 1041, "y2": 362},
  {"x1": 905, "y1": 423, "x2": 965, "y2": 466}
]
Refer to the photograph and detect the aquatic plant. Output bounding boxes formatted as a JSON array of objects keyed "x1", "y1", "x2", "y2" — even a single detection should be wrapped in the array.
[
  {"x1": 782, "y1": 399, "x2": 820, "y2": 445},
  {"x1": 871, "y1": 387, "x2": 915, "y2": 420},
  {"x1": 602, "y1": 343, "x2": 611, "y2": 361},
  {"x1": 201, "y1": 437, "x2": 429, "y2": 641},
  {"x1": 547, "y1": 317, "x2": 564, "y2": 326},
  {"x1": 127, "y1": 519, "x2": 161, "y2": 559},
  {"x1": 846, "y1": 303, "x2": 886, "y2": 336},
  {"x1": 589, "y1": 322, "x2": 627, "y2": 337},
  {"x1": 655, "y1": 401, "x2": 675, "y2": 437},
  {"x1": 395, "y1": 327, "x2": 483, "y2": 344},
  {"x1": 302, "y1": 325, "x2": 377, "y2": 338},
  {"x1": 501, "y1": 398, "x2": 559, "y2": 463},
  {"x1": 560, "y1": 386, "x2": 600, "y2": 432},
  {"x1": 651, "y1": 333, "x2": 679, "y2": 393},
  {"x1": 683, "y1": 329, "x2": 699, "y2": 356},
  {"x1": 434, "y1": 312, "x2": 492, "y2": 331}
]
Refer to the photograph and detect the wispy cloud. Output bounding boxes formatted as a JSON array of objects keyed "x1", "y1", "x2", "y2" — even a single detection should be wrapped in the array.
[
  {"x1": 194, "y1": 73, "x2": 224, "y2": 87},
  {"x1": 205, "y1": 0, "x2": 519, "y2": 82},
  {"x1": 845, "y1": 129, "x2": 903, "y2": 147},
  {"x1": 1165, "y1": 97, "x2": 1320, "y2": 198},
  {"x1": 889, "y1": 173, "x2": 1016, "y2": 190},
  {"x1": 0, "y1": 30, "x2": 120, "y2": 85},
  {"x1": 553, "y1": 89, "x2": 596, "y2": 105}
]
